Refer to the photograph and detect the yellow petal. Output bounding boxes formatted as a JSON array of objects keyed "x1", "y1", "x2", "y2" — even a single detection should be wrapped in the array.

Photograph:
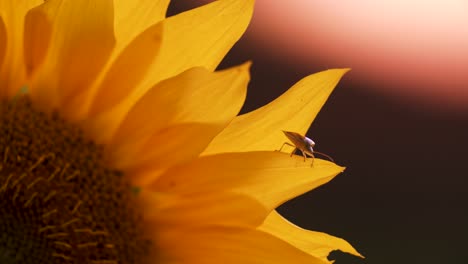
[
  {"x1": 260, "y1": 211, "x2": 363, "y2": 262},
  {"x1": 112, "y1": 63, "x2": 249, "y2": 143},
  {"x1": 29, "y1": 0, "x2": 115, "y2": 110},
  {"x1": 83, "y1": 22, "x2": 163, "y2": 120},
  {"x1": 204, "y1": 69, "x2": 350, "y2": 154},
  {"x1": 109, "y1": 123, "x2": 221, "y2": 181},
  {"x1": 152, "y1": 151, "x2": 344, "y2": 212},
  {"x1": 157, "y1": 226, "x2": 328, "y2": 264},
  {"x1": 89, "y1": 62, "x2": 249, "y2": 145},
  {"x1": 23, "y1": 5, "x2": 52, "y2": 78},
  {"x1": 140, "y1": 191, "x2": 268, "y2": 229},
  {"x1": 85, "y1": 0, "x2": 254, "y2": 140},
  {"x1": 106, "y1": 64, "x2": 249, "y2": 179},
  {"x1": 62, "y1": 1, "x2": 169, "y2": 121},
  {"x1": 113, "y1": 0, "x2": 169, "y2": 51},
  {"x1": 0, "y1": 0, "x2": 42, "y2": 97},
  {"x1": 141, "y1": 0, "x2": 254, "y2": 90},
  {"x1": 0, "y1": 16, "x2": 6, "y2": 76}
]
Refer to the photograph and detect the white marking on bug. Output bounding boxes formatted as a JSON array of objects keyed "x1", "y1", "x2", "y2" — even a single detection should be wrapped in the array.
[{"x1": 278, "y1": 131, "x2": 334, "y2": 166}]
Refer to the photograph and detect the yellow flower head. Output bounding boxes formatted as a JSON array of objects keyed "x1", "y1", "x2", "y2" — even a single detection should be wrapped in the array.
[{"x1": 0, "y1": 0, "x2": 362, "y2": 263}]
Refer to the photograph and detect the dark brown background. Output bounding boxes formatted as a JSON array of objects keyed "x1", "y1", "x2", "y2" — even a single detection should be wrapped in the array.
[{"x1": 168, "y1": 2, "x2": 468, "y2": 263}]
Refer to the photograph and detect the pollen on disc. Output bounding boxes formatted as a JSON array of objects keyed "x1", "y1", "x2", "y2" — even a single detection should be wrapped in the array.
[{"x1": 0, "y1": 96, "x2": 152, "y2": 264}]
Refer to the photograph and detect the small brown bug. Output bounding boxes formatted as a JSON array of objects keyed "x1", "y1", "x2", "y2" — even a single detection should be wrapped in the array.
[{"x1": 278, "y1": 131, "x2": 334, "y2": 165}]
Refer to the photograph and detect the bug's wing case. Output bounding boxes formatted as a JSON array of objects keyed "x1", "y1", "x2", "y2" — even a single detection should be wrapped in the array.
[
  {"x1": 283, "y1": 131, "x2": 302, "y2": 144},
  {"x1": 304, "y1": 137, "x2": 315, "y2": 147}
]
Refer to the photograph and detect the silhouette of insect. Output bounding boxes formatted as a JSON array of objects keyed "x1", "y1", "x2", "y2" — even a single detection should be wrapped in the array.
[{"x1": 278, "y1": 131, "x2": 334, "y2": 165}]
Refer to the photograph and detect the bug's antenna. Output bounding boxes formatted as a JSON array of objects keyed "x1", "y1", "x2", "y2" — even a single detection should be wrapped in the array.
[{"x1": 312, "y1": 151, "x2": 335, "y2": 162}]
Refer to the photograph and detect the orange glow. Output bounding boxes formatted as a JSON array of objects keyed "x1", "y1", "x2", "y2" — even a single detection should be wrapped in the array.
[
  {"x1": 195, "y1": 0, "x2": 468, "y2": 109},
  {"x1": 251, "y1": 1, "x2": 468, "y2": 108}
]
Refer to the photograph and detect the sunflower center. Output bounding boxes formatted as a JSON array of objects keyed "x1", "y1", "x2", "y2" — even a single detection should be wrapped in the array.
[{"x1": 0, "y1": 96, "x2": 151, "y2": 264}]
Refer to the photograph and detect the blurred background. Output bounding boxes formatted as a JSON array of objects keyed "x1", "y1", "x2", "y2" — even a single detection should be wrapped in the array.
[{"x1": 169, "y1": 1, "x2": 468, "y2": 263}]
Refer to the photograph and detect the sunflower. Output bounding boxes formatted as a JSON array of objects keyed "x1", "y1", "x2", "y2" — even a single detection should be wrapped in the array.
[{"x1": 0, "y1": 0, "x2": 362, "y2": 263}]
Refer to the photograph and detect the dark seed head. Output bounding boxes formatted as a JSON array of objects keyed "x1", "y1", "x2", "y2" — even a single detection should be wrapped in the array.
[{"x1": 0, "y1": 96, "x2": 152, "y2": 264}]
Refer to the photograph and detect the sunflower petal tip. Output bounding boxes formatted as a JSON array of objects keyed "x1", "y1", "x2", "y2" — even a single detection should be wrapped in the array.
[
  {"x1": 333, "y1": 236, "x2": 365, "y2": 259},
  {"x1": 230, "y1": 61, "x2": 252, "y2": 80},
  {"x1": 240, "y1": 60, "x2": 253, "y2": 71},
  {"x1": 325, "y1": 68, "x2": 351, "y2": 75},
  {"x1": 342, "y1": 68, "x2": 351, "y2": 73},
  {"x1": 348, "y1": 247, "x2": 365, "y2": 259},
  {"x1": 338, "y1": 248, "x2": 365, "y2": 260}
]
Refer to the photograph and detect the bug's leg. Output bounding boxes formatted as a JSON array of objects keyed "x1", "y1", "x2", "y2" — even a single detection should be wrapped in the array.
[
  {"x1": 301, "y1": 151, "x2": 307, "y2": 162},
  {"x1": 278, "y1": 142, "x2": 294, "y2": 152},
  {"x1": 304, "y1": 152, "x2": 315, "y2": 167},
  {"x1": 290, "y1": 147, "x2": 297, "y2": 157}
]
